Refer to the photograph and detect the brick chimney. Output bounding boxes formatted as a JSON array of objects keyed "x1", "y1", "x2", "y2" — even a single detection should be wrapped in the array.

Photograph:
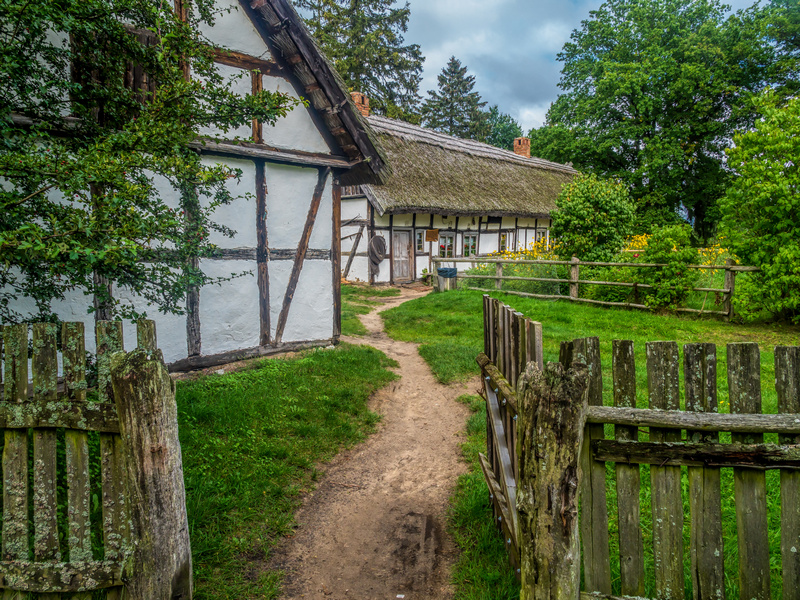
[
  {"x1": 350, "y1": 91, "x2": 370, "y2": 117},
  {"x1": 514, "y1": 137, "x2": 531, "y2": 158}
]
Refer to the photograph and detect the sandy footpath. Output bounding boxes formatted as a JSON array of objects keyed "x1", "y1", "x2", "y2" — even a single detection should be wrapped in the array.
[{"x1": 270, "y1": 287, "x2": 476, "y2": 600}]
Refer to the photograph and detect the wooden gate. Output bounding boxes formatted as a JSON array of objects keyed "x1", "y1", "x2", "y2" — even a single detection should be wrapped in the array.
[
  {"x1": 479, "y1": 295, "x2": 800, "y2": 599},
  {"x1": 0, "y1": 320, "x2": 191, "y2": 599}
]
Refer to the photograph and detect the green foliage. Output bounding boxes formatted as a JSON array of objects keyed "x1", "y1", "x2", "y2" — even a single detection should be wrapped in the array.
[
  {"x1": 531, "y1": 0, "x2": 787, "y2": 240},
  {"x1": 421, "y1": 56, "x2": 489, "y2": 141},
  {"x1": 638, "y1": 224, "x2": 701, "y2": 309},
  {"x1": 720, "y1": 93, "x2": 800, "y2": 323},
  {"x1": 178, "y1": 345, "x2": 398, "y2": 598},
  {"x1": 296, "y1": 0, "x2": 423, "y2": 118},
  {"x1": 0, "y1": 0, "x2": 296, "y2": 322},
  {"x1": 484, "y1": 106, "x2": 523, "y2": 151},
  {"x1": 551, "y1": 174, "x2": 635, "y2": 262}
]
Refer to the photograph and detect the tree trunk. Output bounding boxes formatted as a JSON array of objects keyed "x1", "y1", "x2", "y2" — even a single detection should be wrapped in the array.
[
  {"x1": 516, "y1": 360, "x2": 588, "y2": 600},
  {"x1": 111, "y1": 349, "x2": 192, "y2": 600}
]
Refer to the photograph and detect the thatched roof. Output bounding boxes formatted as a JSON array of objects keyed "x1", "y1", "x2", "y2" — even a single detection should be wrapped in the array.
[
  {"x1": 245, "y1": 0, "x2": 388, "y2": 183},
  {"x1": 359, "y1": 116, "x2": 577, "y2": 217}
]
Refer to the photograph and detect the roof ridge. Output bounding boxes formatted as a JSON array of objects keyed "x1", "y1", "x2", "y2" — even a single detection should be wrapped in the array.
[{"x1": 366, "y1": 115, "x2": 577, "y2": 175}]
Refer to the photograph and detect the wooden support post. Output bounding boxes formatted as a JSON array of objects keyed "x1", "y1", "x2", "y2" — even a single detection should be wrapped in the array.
[
  {"x1": 496, "y1": 261, "x2": 503, "y2": 290},
  {"x1": 111, "y1": 348, "x2": 192, "y2": 600},
  {"x1": 136, "y1": 319, "x2": 157, "y2": 351},
  {"x1": 685, "y1": 343, "x2": 725, "y2": 600},
  {"x1": 776, "y1": 346, "x2": 800, "y2": 600},
  {"x1": 646, "y1": 341, "x2": 685, "y2": 600},
  {"x1": 575, "y1": 337, "x2": 612, "y2": 595},
  {"x1": 723, "y1": 259, "x2": 736, "y2": 322},
  {"x1": 612, "y1": 340, "x2": 645, "y2": 597},
  {"x1": 332, "y1": 181, "x2": 342, "y2": 339},
  {"x1": 570, "y1": 256, "x2": 580, "y2": 299},
  {"x1": 729, "y1": 343, "x2": 770, "y2": 600},
  {"x1": 516, "y1": 360, "x2": 589, "y2": 600}
]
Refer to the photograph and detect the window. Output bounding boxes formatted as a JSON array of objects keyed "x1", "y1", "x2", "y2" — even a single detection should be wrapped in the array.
[
  {"x1": 499, "y1": 232, "x2": 513, "y2": 253},
  {"x1": 463, "y1": 233, "x2": 478, "y2": 257},
  {"x1": 416, "y1": 230, "x2": 425, "y2": 253},
  {"x1": 439, "y1": 233, "x2": 454, "y2": 258}
]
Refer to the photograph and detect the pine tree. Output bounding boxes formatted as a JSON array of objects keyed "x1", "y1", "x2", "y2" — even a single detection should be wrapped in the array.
[
  {"x1": 296, "y1": 0, "x2": 423, "y2": 119},
  {"x1": 421, "y1": 56, "x2": 488, "y2": 141}
]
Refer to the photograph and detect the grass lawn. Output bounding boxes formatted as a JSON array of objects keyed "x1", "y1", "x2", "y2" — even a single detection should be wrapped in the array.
[
  {"x1": 341, "y1": 283, "x2": 401, "y2": 336},
  {"x1": 383, "y1": 290, "x2": 800, "y2": 599},
  {"x1": 176, "y1": 344, "x2": 398, "y2": 599}
]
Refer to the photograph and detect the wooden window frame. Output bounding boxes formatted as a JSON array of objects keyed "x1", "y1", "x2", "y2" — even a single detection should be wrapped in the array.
[
  {"x1": 415, "y1": 230, "x2": 425, "y2": 254},
  {"x1": 438, "y1": 233, "x2": 455, "y2": 258},
  {"x1": 463, "y1": 233, "x2": 478, "y2": 257}
]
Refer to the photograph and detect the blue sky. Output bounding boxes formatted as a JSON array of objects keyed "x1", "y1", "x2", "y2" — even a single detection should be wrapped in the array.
[{"x1": 404, "y1": 0, "x2": 758, "y2": 132}]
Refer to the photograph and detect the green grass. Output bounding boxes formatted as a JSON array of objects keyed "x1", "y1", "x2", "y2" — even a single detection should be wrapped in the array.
[
  {"x1": 341, "y1": 283, "x2": 401, "y2": 336},
  {"x1": 177, "y1": 344, "x2": 398, "y2": 599},
  {"x1": 384, "y1": 289, "x2": 800, "y2": 599},
  {"x1": 449, "y1": 394, "x2": 520, "y2": 600}
]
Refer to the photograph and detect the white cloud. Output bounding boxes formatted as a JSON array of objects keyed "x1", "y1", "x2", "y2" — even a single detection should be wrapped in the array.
[{"x1": 517, "y1": 104, "x2": 551, "y2": 132}]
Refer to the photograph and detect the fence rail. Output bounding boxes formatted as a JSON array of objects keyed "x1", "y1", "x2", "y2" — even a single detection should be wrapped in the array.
[
  {"x1": 435, "y1": 257, "x2": 760, "y2": 319},
  {"x1": 479, "y1": 295, "x2": 800, "y2": 599},
  {"x1": 0, "y1": 320, "x2": 192, "y2": 599}
]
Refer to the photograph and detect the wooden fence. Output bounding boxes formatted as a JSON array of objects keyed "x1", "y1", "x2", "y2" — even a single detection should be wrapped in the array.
[
  {"x1": 433, "y1": 256, "x2": 760, "y2": 320},
  {"x1": 0, "y1": 320, "x2": 192, "y2": 599},
  {"x1": 479, "y1": 295, "x2": 800, "y2": 599}
]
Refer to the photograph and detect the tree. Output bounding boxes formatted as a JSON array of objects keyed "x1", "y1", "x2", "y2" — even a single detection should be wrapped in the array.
[
  {"x1": 531, "y1": 0, "x2": 775, "y2": 241},
  {"x1": 421, "y1": 56, "x2": 489, "y2": 141},
  {"x1": 0, "y1": 0, "x2": 296, "y2": 322},
  {"x1": 719, "y1": 93, "x2": 800, "y2": 323},
  {"x1": 550, "y1": 174, "x2": 636, "y2": 262},
  {"x1": 485, "y1": 106, "x2": 523, "y2": 151},
  {"x1": 296, "y1": 0, "x2": 423, "y2": 119}
]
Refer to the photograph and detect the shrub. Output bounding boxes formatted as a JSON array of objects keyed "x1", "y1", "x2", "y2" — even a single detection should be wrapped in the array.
[
  {"x1": 551, "y1": 174, "x2": 636, "y2": 262},
  {"x1": 639, "y1": 224, "x2": 701, "y2": 309}
]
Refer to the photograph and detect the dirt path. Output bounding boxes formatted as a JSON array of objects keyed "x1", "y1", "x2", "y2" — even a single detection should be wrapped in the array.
[{"x1": 271, "y1": 287, "x2": 475, "y2": 600}]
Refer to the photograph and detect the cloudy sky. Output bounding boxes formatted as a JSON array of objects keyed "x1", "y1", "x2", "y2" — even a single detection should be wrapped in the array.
[{"x1": 404, "y1": 0, "x2": 757, "y2": 133}]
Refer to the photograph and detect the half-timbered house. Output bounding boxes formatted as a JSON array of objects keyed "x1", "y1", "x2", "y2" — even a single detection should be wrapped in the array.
[
  {"x1": 10, "y1": 0, "x2": 388, "y2": 369},
  {"x1": 340, "y1": 95, "x2": 577, "y2": 284}
]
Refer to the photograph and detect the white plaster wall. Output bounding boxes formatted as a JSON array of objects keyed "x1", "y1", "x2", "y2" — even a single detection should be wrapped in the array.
[
  {"x1": 114, "y1": 287, "x2": 188, "y2": 364},
  {"x1": 269, "y1": 260, "x2": 333, "y2": 342},
  {"x1": 198, "y1": 63, "x2": 253, "y2": 140},
  {"x1": 344, "y1": 257, "x2": 370, "y2": 283},
  {"x1": 341, "y1": 224, "x2": 364, "y2": 253},
  {"x1": 393, "y1": 214, "x2": 413, "y2": 227},
  {"x1": 459, "y1": 216, "x2": 481, "y2": 231},
  {"x1": 199, "y1": 259, "x2": 260, "y2": 354},
  {"x1": 374, "y1": 213, "x2": 391, "y2": 228},
  {"x1": 262, "y1": 77, "x2": 330, "y2": 154},
  {"x1": 480, "y1": 232, "x2": 499, "y2": 255},
  {"x1": 433, "y1": 215, "x2": 456, "y2": 230},
  {"x1": 416, "y1": 256, "x2": 432, "y2": 279},
  {"x1": 200, "y1": 156, "x2": 257, "y2": 249},
  {"x1": 266, "y1": 164, "x2": 332, "y2": 249},
  {"x1": 198, "y1": 0, "x2": 272, "y2": 59},
  {"x1": 372, "y1": 231, "x2": 391, "y2": 283},
  {"x1": 342, "y1": 197, "x2": 368, "y2": 222},
  {"x1": 501, "y1": 217, "x2": 517, "y2": 229}
]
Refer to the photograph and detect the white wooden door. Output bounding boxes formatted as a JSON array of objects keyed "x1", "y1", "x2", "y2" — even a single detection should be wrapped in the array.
[{"x1": 392, "y1": 230, "x2": 412, "y2": 281}]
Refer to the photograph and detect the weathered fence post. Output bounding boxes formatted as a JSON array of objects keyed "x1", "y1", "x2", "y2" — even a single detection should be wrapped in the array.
[
  {"x1": 569, "y1": 256, "x2": 580, "y2": 300},
  {"x1": 516, "y1": 360, "x2": 588, "y2": 600},
  {"x1": 496, "y1": 261, "x2": 504, "y2": 291},
  {"x1": 723, "y1": 258, "x2": 737, "y2": 322},
  {"x1": 111, "y1": 348, "x2": 192, "y2": 600}
]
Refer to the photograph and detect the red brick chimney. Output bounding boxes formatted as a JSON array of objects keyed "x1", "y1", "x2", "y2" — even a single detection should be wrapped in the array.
[
  {"x1": 514, "y1": 137, "x2": 531, "y2": 158},
  {"x1": 350, "y1": 92, "x2": 370, "y2": 117}
]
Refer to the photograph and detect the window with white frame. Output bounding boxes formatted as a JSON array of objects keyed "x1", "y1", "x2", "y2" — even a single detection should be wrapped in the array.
[
  {"x1": 416, "y1": 230, "x2": 425, "y2": 253},
  {"x1": 499, "y1": 231, "x2": 513, "y2": 252},
  {"x1": 463, "y1": 233, "x2": 478, "y2": 257},
  {"x1": 439, "y1": 233, "x2": 454, "y2": 258}
]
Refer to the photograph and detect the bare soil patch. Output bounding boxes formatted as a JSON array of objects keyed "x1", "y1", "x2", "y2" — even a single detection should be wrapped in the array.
[{"x1": 271, "y1": 287, "x2": 475, "y2": 600}]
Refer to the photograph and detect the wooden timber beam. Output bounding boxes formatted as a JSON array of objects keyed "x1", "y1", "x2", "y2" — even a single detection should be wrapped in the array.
[
  {"x1": 0, "y1": 560, "x2": 124, "y2": 592},
  {"x1": 0, "y1": 401, "x2": 119, "y2": 433},
  {"x1": 189, "y1": 139, "x2": 354, "y2": 169}
]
